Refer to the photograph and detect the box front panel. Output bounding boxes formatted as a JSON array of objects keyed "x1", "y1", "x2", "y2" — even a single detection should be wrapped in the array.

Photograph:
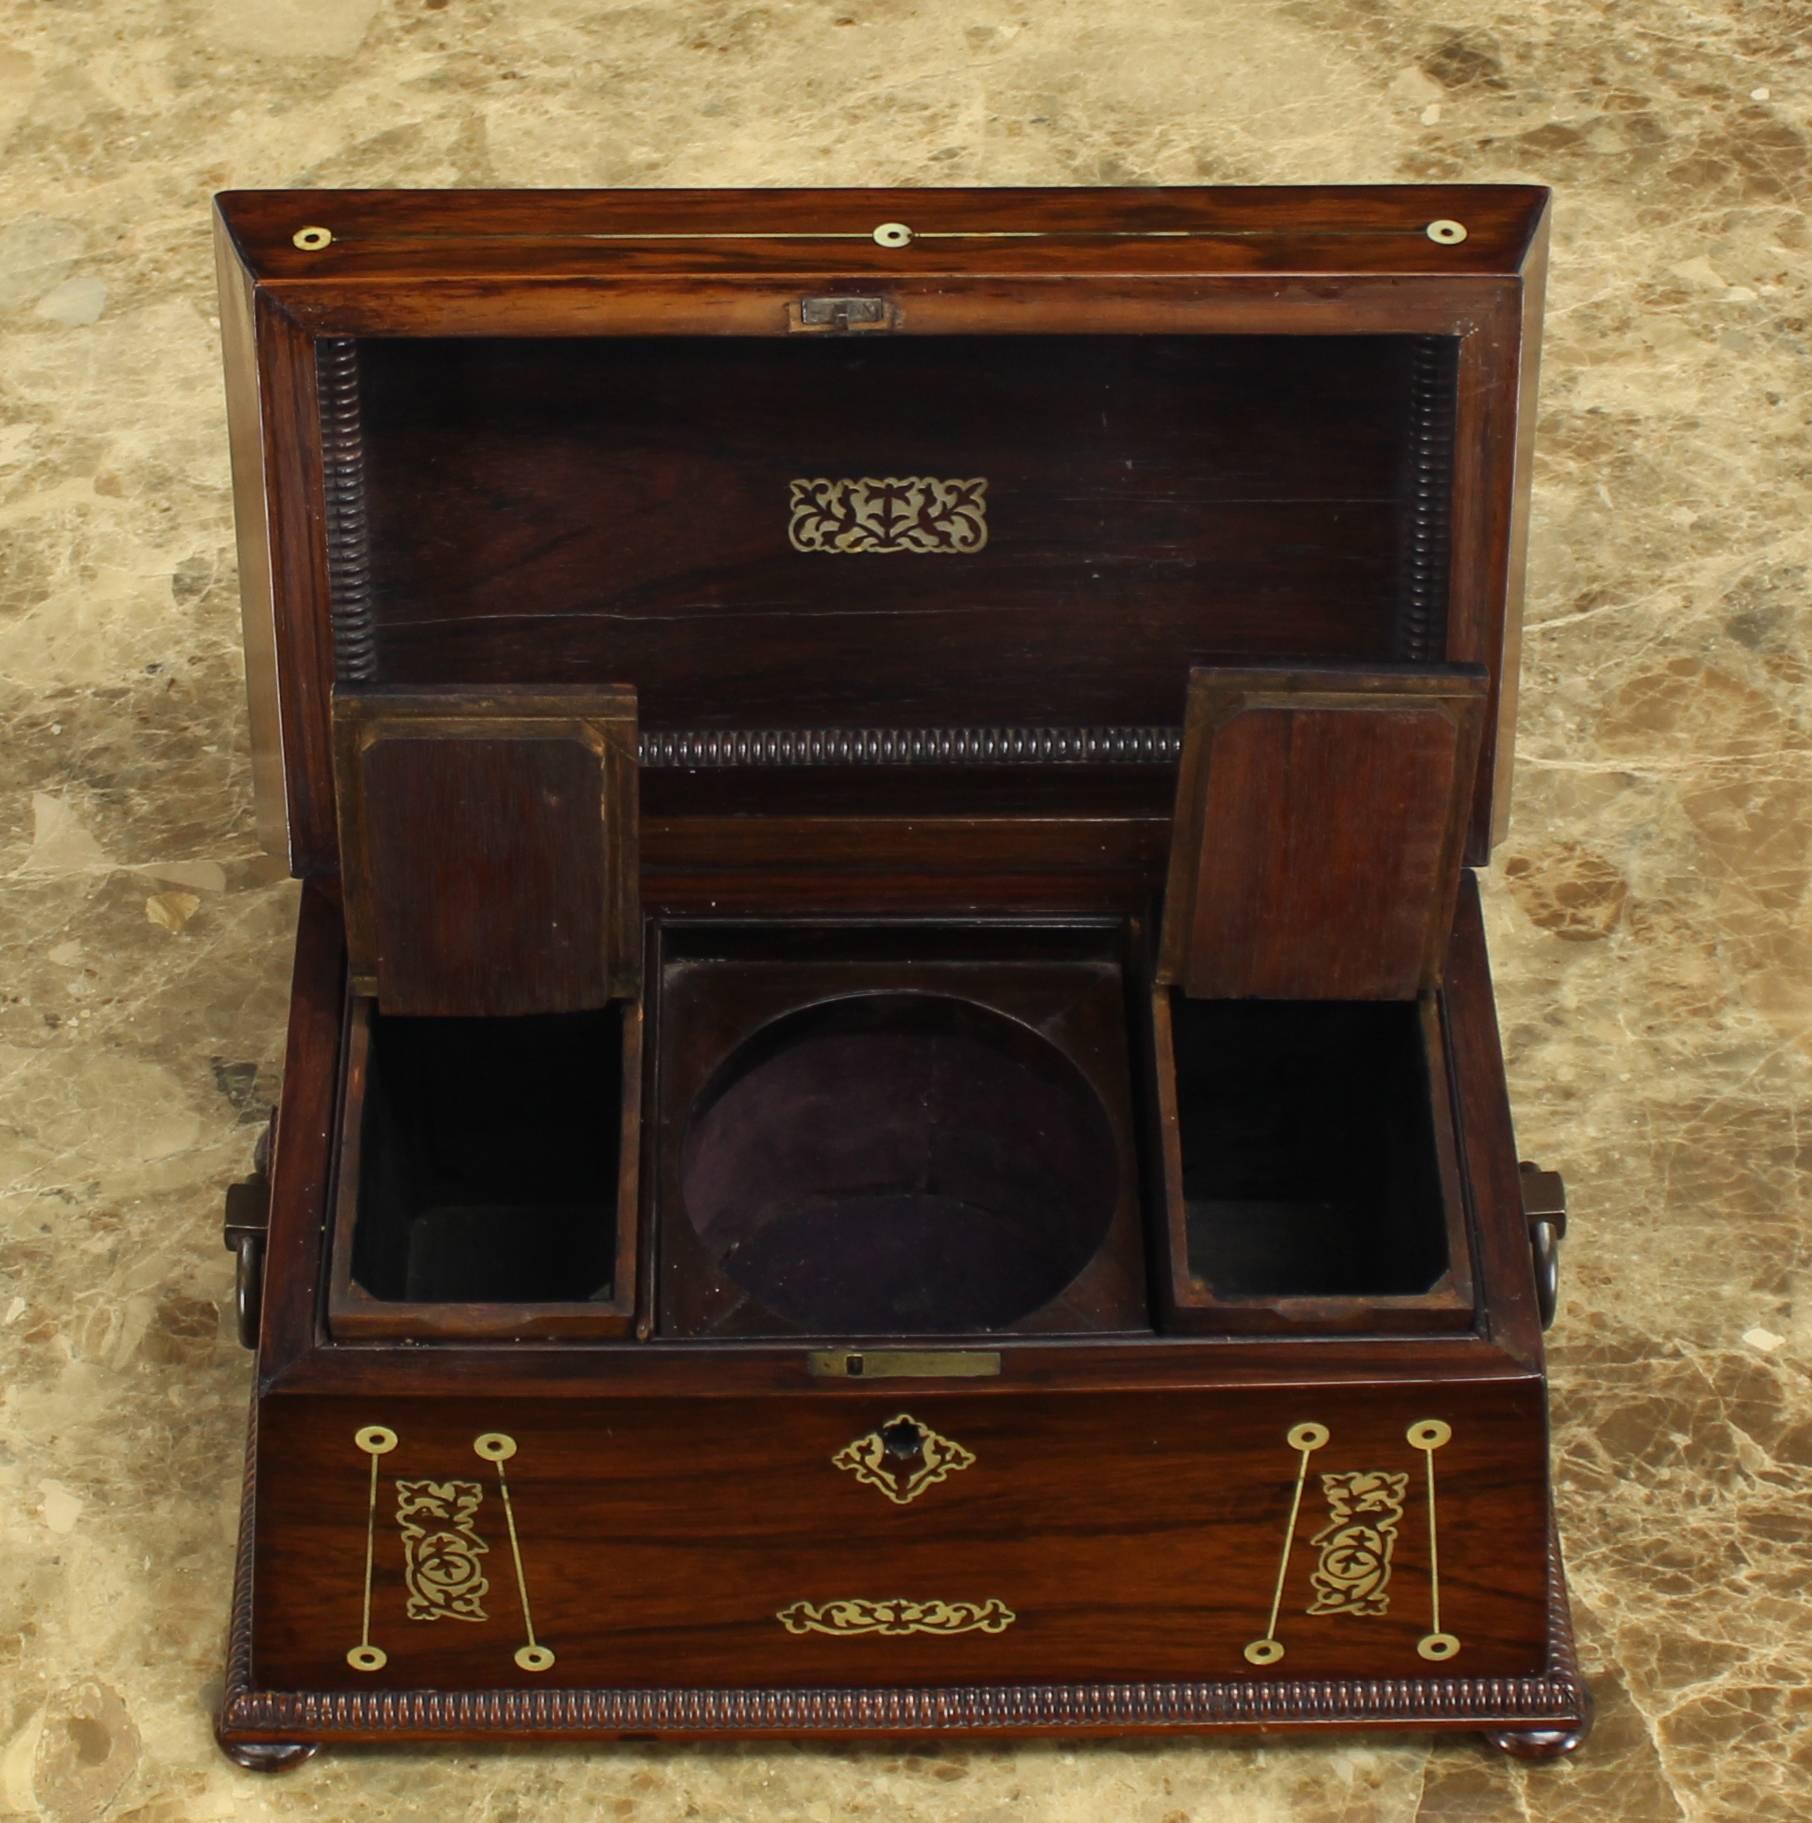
[{"x1": 250, "y1": 1379, "x2": 1551, "y2": 1692}]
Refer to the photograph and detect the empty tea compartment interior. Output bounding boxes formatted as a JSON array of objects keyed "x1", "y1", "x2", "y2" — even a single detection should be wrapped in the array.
[
  {"x1": 1167, "y1": 996, "x2": 1456, "y2": 1304},
  {"x1": 679, "y1": 993, "x2": 1121, "y2": 1333},
  {"x1": 655, "y1": 920, "x2": 1149, "y2": 1339},
  {"x1": 347, "y1": 1004, "x2": 623, "y2": 1307}
]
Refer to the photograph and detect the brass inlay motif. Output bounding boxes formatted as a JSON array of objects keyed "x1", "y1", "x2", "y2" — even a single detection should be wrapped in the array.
[
  {"x1": 1408, "y1": 1418, "x2": 1460, "y2": 1661},
  {"x1": 348, "y1": 1425, "x2": 396, "y2": 1673},
  {"x1": 788, "y1": 477, "x2": 988, "y2": 555},
  {"x1": 473, "y1": 1433, "x2": 555, "y2": 1672},
  {"x1": 292, "y1": 225, "x2": 333, "y2": 251},
  {"x1": 1244, "y1": 1421, "x2": 1328, "y2": 1667},
  {"x1": 1244, "y1": 1419, "x2": 1463, "y2": 1668},
  {"x1": 1425, "y1": 218, "x2": 1468, "y2": 245},
  {"x1": 1307, "y1": 1471, "x2": 1407, "y2": 1617},
  {"x1": 396, "y1": 1480, "x2": 490, "y2": 1623},
  {"x1": 833, "y1": 1412, "x2": 975, "y2": 1506},
  {"x1": 777, "y1": 1597, "x2": 1016, "y2": 1638},
  {"x1": 872, "y1": 220, "x2": 913, "y2": 248}
]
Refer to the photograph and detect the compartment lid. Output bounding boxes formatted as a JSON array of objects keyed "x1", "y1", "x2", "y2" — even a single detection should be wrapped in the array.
[
  {"x1": 333, "y1": 686, "x2": 638, "y2": 1016},
  {"x1": 213, "y1": 185, "x2": 1549, "y2": 878},
  {"x1": 1157, "y1": 664, "x2": 1486, "y2": 999}
]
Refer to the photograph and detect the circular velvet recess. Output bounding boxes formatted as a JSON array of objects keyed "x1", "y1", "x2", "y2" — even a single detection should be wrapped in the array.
[{"x1": 679, "y1": 993, "x2": 1120, "y2": 1332}]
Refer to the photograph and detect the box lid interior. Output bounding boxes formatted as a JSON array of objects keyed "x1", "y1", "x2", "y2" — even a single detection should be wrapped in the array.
[{"x1": 215, "y1": 185, "x2": 1548, "y2": 882}]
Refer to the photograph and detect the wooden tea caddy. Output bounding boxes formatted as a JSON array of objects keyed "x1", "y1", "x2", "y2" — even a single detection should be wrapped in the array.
[{"x1": 210, "y1": 186, "x2": 1588, "y2": 1767}]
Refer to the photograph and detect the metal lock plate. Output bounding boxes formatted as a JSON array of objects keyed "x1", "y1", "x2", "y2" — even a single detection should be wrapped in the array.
[{"x1": 788, "y1": 294, "x2": 898, "y2": 333}]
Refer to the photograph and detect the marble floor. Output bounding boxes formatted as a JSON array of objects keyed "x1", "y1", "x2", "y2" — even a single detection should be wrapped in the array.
[{"x1": 2, "y1": 1, "x2": 1809, "y2": 1819}]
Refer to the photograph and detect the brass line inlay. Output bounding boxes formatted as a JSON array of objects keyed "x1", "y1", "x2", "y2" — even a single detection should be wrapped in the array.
[
  {"x1": 474, "y1": 1433, "x2": 554, "y2": 1673},
  {"x1": 289, "y1": 221, "x2": 1469, "y2": 253},
  {"x1": 1244, "y1": 1421, "x2": 1328, "y2": 1666},
  {"x1": 1307, "y1": 1471, "x2": 1407, "y2": 1617},
  {"x1": 396, "y1": 1480, "x2": 490, "y2": 1623},
  {"x1": 833, "y1": 1413, "x2": 975, "y2": 1506},
  {"x1": 788, "y1": 477, "x2": 987, "y2": 555},
  {"x1": 777, "y1": 1597, "x2": 1016, "y2": 1638},
  {"x1": 348, "y1": 1425, "x2": 396, "y2": 1673},
  {"x1": 1409, "y1": 1419, "x2": 1459, "y2": 1661}
]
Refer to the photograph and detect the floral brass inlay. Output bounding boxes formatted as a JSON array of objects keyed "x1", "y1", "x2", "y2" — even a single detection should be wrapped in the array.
[
  {"x1": 1246, "y1": 1421, "x2": 1462, "y2": 1667},
  {"x1": 788, "y1": 477, "x2": 988, "y2": 554},
  {"x1": 833, "y1": 1412, "x2": 976, "y2": 1506},
  {"x1": 1307, "y1": 1471, "x2": 1407, "y2": 1617},
  {"x1": 777, "y1": 1597, "x2": 1016, "y2": 1637},
  {"x1": 396, "y1": 1480, "x2": 490, "y2": 1623}
]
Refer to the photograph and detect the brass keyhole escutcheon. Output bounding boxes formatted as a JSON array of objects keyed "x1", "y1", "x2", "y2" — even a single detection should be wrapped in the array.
[{"x1": 833, "y1": 1412, "x2": 976, "y2": 1505}]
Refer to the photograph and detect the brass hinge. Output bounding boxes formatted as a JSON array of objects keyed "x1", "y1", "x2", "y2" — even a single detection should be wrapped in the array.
[{"x1": 787, "y1": 294, "x2": 899, "y2": 334}]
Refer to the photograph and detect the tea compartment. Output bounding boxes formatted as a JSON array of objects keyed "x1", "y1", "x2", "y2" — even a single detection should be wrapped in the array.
[
  {"x1": 327, "y1": 996, "x2": 643, "y2": 1339},
  {"x1": 1150, "y1": 994, "x2": 1475, "y2": 1335},
  {"x1": 678, "y1": 994, "x2": 1121, "y2": 1334},
  {"x1": 323, "y1": 912, "x2": 1490, "y2": 1343},
  {"x1": 652, "y1": 921, "x2": 1149, "y2": 1339}
]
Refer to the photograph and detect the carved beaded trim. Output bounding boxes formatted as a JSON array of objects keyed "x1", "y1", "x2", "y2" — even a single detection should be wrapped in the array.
[
  {"x1": 1399, "y1": 335, "x2": 1457, "y2": 664},
  {"x1": 317, "y1": 338, "x2": 378, "y2": 684},
  {"x1": 638, "y1": 726, "x2": 1183, "y2": 768},
  {"x1": 221, "y1": 1669, "x2": 1583, "y2": 1737}
]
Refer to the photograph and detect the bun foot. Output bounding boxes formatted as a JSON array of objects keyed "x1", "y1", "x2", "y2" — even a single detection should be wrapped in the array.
[
  {"x1": 1486, "y1": 1691, "x2": 1593, "y2": 1762},
  {"x1": 217, "y1": 1735, "x2": 320, "y2": 1773}
]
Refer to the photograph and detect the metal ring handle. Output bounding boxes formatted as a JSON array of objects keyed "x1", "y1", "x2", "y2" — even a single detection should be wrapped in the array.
[
  {"x1": 232, "y1": 1232, "x2": 265, "y2": 1350},
  {"x1": 1531, "y1": 1220, "x2": 1561, "y2": 1331}
]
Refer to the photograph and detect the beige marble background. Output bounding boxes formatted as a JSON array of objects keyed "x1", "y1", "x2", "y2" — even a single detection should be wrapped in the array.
[{"x1": 2, "y1": 0, "x2": 1809, "y2": 1818}]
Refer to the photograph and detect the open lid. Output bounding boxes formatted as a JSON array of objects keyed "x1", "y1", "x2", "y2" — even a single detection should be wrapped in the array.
[
  {"x1": 1157, "y1": 665, "x2": 1486, "y2": 999},
  {"x1": 333, "y1": 687, "x2": 639, "y2": 1017},
  {"x1": 214, "y1": 186, "x2": 1548, "y2": 880}
]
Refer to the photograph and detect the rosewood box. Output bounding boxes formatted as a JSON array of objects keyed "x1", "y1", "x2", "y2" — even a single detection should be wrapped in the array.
[{"x1": 209, "y1": 185, "x2": 1587, "y2": 1767}]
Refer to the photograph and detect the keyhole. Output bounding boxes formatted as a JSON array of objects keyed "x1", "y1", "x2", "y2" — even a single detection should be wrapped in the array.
[{"x1": 881, "y1": 1419, "x2": 925, "y2": 1462}]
